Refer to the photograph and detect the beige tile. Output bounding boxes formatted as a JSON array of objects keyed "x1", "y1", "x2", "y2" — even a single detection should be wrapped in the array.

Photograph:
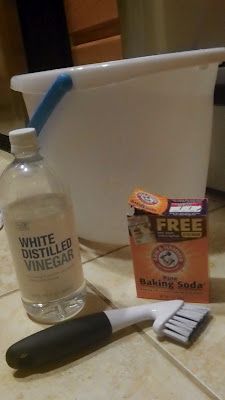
[
  {"x1": 0, "y1": 227, "x2": 17, "y2": 296},
  {"x1": 144, "y1": 311, "x2": 225, "y2": 400},
  {"x1": 80, "y1": 238, "x2": 122, "y2": 264},
  {"x1": 0, "y1": 291, "x2": 213, "y2": 400},
  {"x1": 83, "y1": 207, "x2": 225, "y2": 399},
  {"x1": 83, "y1": 246, "x2": 142, "y2": 307},
  {"x1": 207, "y1": 189, "x2": 225, "y2": 212},
  {"x1": 0, "y1": 149, "x2": 13, "y2": 162},
  {"x1": 0, "y1": 150, "x2": 13, "y2": 174}
]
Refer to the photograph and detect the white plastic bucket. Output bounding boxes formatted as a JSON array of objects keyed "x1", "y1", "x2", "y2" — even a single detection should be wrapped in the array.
[{"x1": 11, "y1": 48, "x2": 225, "y2": 244}]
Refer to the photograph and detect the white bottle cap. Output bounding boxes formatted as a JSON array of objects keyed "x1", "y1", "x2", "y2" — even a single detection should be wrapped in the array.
[{"x1": 9, "y1": 128, "x2": 38, "y2": 154}]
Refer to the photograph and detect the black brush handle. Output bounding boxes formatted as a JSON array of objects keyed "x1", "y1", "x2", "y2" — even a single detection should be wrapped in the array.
[{"x1": 6, "y1": 312, "x2": 112, "y2": 369}]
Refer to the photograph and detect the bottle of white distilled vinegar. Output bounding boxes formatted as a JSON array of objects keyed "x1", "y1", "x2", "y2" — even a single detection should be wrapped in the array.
[{"x1": 0, "y1": 128, "x2": 86, "y2": 323}]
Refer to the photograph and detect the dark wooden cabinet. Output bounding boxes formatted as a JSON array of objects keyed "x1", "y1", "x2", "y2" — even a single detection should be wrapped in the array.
[{"x1": 64, "y1": 0, "x2": 122, "y2": 65}]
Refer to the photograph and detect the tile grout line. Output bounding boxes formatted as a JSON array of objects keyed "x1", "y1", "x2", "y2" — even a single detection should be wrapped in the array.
[
  {"x1": 81, "y1": 244, "x2": 129, "y2": 266},
  {"x1": 86, "y1": 280, "x2": 118, "y2": 309},
  {"x1": 0, "y1": 288, "x2": 19, "y2": 300},
  {"x1": 86, "y1": 282, "x2": 222, "y2": 400},
  {"x1": 138, "y1": 329, "x2": 222, "y2": 400},
  {"x1": 0, "y1": 281, "x2": 222, "y2": 398}
]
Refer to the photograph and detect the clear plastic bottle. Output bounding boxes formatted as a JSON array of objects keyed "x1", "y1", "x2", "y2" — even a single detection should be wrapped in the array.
[{"x1": 0, "y1": 128, "x2": 86, "y2": 323}]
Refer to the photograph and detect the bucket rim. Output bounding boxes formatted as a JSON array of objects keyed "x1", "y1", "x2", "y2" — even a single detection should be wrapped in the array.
[{"x1": 11, "y1": 48, "x2": 225, "y2": 94}]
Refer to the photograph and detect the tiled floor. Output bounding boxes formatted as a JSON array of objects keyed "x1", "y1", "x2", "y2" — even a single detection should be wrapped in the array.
[
  {"x1": 0, "y1": 150, "x2": 224, "y2": 399},
  {"x1": 82, "y1": 197, "x2": 225, "y2": 399},
  {"x1": 0, "y1": 292, "x2": 214, "y2": 400}
]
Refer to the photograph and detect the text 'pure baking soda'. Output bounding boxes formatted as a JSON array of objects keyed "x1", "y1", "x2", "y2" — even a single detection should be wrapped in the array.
[
  {"x1": 0, "y1": 128, "x2": 86, "y2": 323},
  {"x1": 127, "y1": 189, "x2": 209, "y2": 303}
]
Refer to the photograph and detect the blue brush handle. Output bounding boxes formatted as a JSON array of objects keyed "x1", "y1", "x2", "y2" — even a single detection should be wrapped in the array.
[{"x1": 28, "y1": 73, "x2": 73, "y2": 135}]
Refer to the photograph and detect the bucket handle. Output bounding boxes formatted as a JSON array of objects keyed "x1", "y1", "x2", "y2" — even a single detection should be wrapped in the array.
[{"x1": 28, "y1": 73, "x2": 73, "y2": 135}]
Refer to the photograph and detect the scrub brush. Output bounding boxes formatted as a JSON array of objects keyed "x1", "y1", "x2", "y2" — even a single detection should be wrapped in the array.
[{"x1": 6, "y1": 300, "x2": 209, "y2": 369}]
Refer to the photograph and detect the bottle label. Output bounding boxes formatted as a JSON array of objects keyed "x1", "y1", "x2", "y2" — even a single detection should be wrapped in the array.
[{"x1": 4, "y1": 199, "x2": 84, "y2": 303}]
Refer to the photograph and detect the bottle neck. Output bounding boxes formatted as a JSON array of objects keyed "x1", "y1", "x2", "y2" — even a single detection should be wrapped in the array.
[{"x1": 13, "y1": 148, "x2": 42, "y2": 162}]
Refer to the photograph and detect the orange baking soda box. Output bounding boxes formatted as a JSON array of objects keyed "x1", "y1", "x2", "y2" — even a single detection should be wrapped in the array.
[{"x1": 128, "y1": 189, "x2": 209, "y2": 303}]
